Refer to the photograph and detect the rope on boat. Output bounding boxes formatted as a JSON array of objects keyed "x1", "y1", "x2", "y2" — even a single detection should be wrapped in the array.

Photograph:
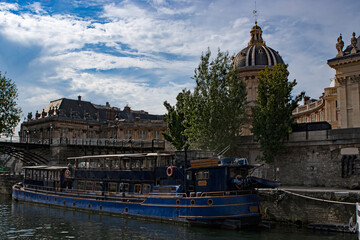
[{"x1": 280, "y1": 189, "x2": 357, "y2": 206}]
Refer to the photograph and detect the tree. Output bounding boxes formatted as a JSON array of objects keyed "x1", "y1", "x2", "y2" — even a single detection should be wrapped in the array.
[
  {"x1": 0, "y1": 72, "x2": 21, "y2": 136},
  {"x1": 162, "y1": 90, "x2": 191, "y2": 150},
  {"x1": 251, "y1": 64, "x2": 304, "y2": 163},
  {"x1": 164, "y1": 48, "x2": 248, "y2": 152}
]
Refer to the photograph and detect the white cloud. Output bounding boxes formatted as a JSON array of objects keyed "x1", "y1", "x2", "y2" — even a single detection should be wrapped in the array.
[
  {"x1": 0, "y1": 0, "x2": 359, "y2": 118},
  {"x1": 0, "y1": 2, "x2": 18, "y2": 11},
  {"x1": 28, "y1": 2, "x2": 46, "y2": 15}
]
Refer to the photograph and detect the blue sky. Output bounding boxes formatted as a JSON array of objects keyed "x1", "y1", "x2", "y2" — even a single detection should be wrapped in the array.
[{"x1": 0, "y1": 0, "x2": 359, "y2": 126}]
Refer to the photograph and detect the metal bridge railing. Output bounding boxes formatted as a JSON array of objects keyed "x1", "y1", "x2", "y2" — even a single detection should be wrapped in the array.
[{"x1": 0, "y1": 135, "x2": 165, "y2": 149}]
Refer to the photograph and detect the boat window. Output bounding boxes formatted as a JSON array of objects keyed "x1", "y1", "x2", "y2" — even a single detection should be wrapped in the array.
[
  {"x1": 109, "y1": 183, "x2": 117, "y2": 193},
  {"x1": 78, "y1": 160, "x2": 88, "y2": 169},
  {"x1": 196, "y1": 170, "x2": 209, "y2": 180},
  {"x1": 136, "y1": 159, "x2": 142, "y2": 169},
  {"x1": 119, "y1": 183, "x2": 129, "y2": 193},
  {"x1": 112, "y1": 159, "x2": 120, "y2": 169},
  {"x1": 186, "y1": 171, "x2": 192, "y2": 180},
  {"x1": 141, "y1": 159, "x2": 147, "y2": 170},
  {"x1": 131, "y1": 160, "x2": 137, "y2": 170},
  {"x1": 94, "y1": 182, "x2": 102, "y2": 192},
  {"x1": 105, "y1": 159, "x2": 111, "y2": 169},
  {"x1": 204, "y1": 170, "x2": 209, "y2": 179},
  {"x1": 86, "y1": 181, "x2": 94, "y2": 191},
  {"x1": 97, "y1": 159, "x2": 104, "y2": 169},
  {"x1": 89, "y1": 159, "x2": 98, "y2": 169},
  {"x1": 146, "y1": 157, "x2": 154, "y2": 169},
  {"x1": 125, "y1": 159, "x2": 130, "y2": 170},
  {"x1": 26, "y1": 169, "x2": 31, "y2": 179},
  {"x1": 77, "y1": 181, "x2": 85, "y2": 190},
  {"x1": 134, "y1": 184, "x2": 141, "y2": 194},
  {"x1": 120, "y1": 159, "x2": 125, "y2": 170},
  {"x1": 55, "y1": 171, "x2": 60, "y2": 181},
  {"x1": 142, "y1": 184, "x2": 151, "y2": 195},
  {"x1": 124, "y1": 183, "x2": 129, "y2": 192},
  {"x1": 35, "y1": 170, "x2": 39, "y2": 181}
]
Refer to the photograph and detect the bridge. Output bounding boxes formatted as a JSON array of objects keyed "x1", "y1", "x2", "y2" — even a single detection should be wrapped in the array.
[{"x1": 0, "y1": 136, "x2": 166, "y2": 167}]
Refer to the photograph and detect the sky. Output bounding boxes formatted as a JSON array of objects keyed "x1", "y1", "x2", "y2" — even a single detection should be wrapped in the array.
[{"x1": 0, "y1": 0, "x2": 359, "y2": 126}]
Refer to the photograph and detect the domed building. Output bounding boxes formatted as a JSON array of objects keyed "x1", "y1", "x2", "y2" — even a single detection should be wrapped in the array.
[{"x1": 234, "y1": 21, "x2": 284, "y2": 106}]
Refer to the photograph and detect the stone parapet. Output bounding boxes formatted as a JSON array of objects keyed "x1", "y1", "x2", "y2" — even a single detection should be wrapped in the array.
[
  {"x1": 259, "y1": 188, "x2": 359, "y2": 226},
  {"x1": 0, "y1": 173, "x2": 23, "y2": 195},
  {"x1": 235, "y1": 127, "x2": 360, "y2": 189}
]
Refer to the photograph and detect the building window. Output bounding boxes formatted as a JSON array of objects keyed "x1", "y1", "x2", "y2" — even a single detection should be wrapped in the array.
[
  {"x1": 311, "y1": 114, "x2": 315, "y2": 122},
  {"x1": 154, "y1": 131, "x2": 160, "y2": 140},
  {"x1": 125, "y1": 130, "x2": 132, "y2": 139},
  {"x1": 319, "y1": 111, "x2": 322, "y2": 121},
  {"x1": 139, "y1": 130, "x2": 146, "y2": 140}
]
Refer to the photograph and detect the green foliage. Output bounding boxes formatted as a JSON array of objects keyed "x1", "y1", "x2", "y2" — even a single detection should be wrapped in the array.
[
  {"x1": 0, "y1": 72, "x2": 21, "y2": 136},
  {"x1": 251, "y1": 64, "x2": 304, "y2": 163},
  {"x1": 162, "y1": 90, "x2": 191, "y2": 150},
  {"x1": 164, "y1": 48, "x2": 248, "y2": 152}
]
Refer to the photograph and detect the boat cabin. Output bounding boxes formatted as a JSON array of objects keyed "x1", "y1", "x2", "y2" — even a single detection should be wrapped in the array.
[
  {"x1": 23, "y1": 166, "x2": 68, "y2": 191},
  {"x1": 21, "y1": 151, "x2": 267, "y2": 197}
]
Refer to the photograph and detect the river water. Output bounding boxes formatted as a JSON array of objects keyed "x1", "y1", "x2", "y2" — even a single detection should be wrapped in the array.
[{"x1": 0, "y1": 195, "x2": 357, "y2": 240}]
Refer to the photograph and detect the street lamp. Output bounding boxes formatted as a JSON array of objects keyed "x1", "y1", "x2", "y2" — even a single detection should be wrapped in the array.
[
  {"x1": 50, "y1": 124, "x2": 53, "y2": 144},
  {"x1": 26, "y1": 130, "x2": 30, "y2": 143}
]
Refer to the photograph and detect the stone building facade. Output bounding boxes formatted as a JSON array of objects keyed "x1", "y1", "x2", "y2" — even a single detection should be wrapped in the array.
[
  {"x1": 293, "y1": 32, "x2": 360, "y2": 129},
  {"x1": 20, "y1": 96, "x2": 166, "y2": 145}
]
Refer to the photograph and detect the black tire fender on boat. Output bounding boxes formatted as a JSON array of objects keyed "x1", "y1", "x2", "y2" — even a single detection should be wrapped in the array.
[
  {"x1": 166, "y1": 166, "x2": 173, "y2": 177},
  {"x1": 235, "y1": 175, "x2": 242, "y2": 189}
]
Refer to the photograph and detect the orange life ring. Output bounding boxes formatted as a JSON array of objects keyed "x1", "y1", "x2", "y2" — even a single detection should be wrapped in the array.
[
  {"x1": 166, "y1": 166, "x2": 173, "y2": 177},
  {"x1": 65, "y1": 169, "x2": 71, "y2": 178}
]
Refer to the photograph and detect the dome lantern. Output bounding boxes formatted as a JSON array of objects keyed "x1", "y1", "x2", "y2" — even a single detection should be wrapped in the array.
[{"x1": 248, "y1": 21, "x2": 265, "y2": 46}]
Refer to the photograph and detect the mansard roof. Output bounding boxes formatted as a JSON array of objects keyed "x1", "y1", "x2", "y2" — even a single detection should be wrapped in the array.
[{"x1": 32, "y1": 97, "x2": 164, "y2": 123}]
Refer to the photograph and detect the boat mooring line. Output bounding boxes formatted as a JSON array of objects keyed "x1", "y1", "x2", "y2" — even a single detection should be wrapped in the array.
[{"x1": 281, "y1": 189, "x2": 356, "y2": 206}]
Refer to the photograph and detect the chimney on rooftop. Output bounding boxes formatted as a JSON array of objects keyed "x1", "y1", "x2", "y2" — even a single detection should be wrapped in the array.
[{"x1": 78, "y1": 95, "x2": 81, "y2": 103}]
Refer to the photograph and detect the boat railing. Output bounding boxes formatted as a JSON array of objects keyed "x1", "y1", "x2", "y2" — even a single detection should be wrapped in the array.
[
  {"x1": 22, "y1": 184, "x2": 146, "y2": 203},
  {"x1": 149, "y1": 192, "x2": 187, "y2": 198},
  {"x1": 199, "y1": 190, "x2": 255, "y2": 197}
]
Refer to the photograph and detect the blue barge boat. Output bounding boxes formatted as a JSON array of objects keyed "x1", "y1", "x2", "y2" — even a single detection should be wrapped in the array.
[{"x1": 12, "y1": 151, "x2": 278, "y2": 229}]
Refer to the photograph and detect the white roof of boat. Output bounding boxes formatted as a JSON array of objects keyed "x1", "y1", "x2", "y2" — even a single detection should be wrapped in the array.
[
  {"x1": 67, "y1": 153, "x2": 173, "y2": 160},
  {"x1": 23, "y1": 166, "x2": 68, "y2": 170}
]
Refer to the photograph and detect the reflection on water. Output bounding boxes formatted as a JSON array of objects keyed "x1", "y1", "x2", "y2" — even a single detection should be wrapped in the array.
[{"x1": 0, "y1": 195, "x2": 357, "y2": 240}]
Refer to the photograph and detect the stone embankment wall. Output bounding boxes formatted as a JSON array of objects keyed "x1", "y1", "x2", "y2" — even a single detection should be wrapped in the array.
[
  {"x1": 0, "y1": 173, "x2": 23, "y2": 195},
  {"x1": 259, "y1": 189, "x2": 359, "y2": 225},
  {"x1": 235, "y1": 128, "x2": 360, "y2": 189}
]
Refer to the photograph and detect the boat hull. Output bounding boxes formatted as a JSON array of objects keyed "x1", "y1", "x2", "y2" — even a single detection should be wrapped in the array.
[{"x1": 12, "y1": 187, "x2": 261, "y2": 228}]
